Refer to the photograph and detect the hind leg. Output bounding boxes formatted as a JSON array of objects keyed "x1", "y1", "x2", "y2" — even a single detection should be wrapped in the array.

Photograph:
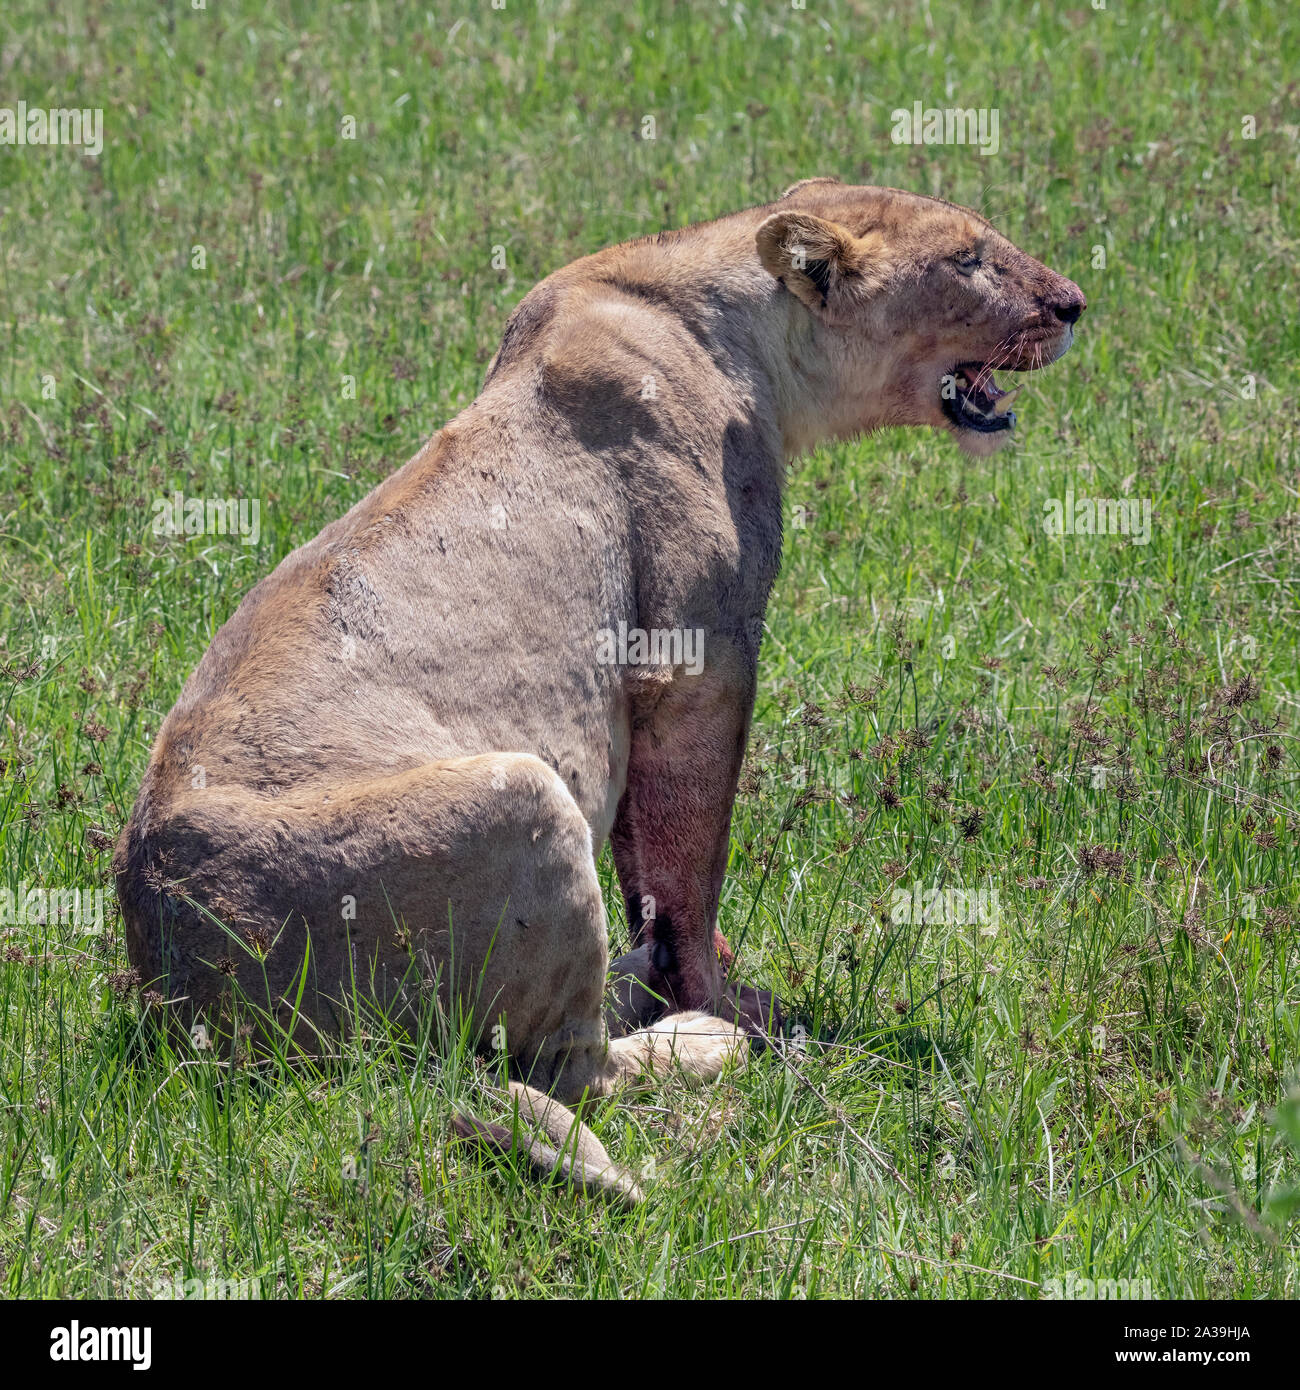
[
  {"x1": 453, "y1": 1005, "x2": 745, "y2": 1206},
  {"x1": 334, "y1": 751, "x2": 616, "y2": 1082},
  {"x1": 120, "y1": 751, "x2": 616, "y2": 1064}
]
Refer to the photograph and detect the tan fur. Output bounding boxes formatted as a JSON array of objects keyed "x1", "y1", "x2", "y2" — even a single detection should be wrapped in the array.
[
  {"x1": 116, "y1": 180, "x2": 1081, "y2": 1197},
  {"x1": 454, "y1": 1009, "x2": 743, "y2": 1205}
]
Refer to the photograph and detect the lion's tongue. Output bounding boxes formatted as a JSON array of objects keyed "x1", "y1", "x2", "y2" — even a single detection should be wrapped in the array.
[{"x1": 958, "y1": 366, "x2": 1019, "y2": 416}]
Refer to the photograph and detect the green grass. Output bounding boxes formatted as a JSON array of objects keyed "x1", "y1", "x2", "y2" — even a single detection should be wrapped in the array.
[{"x1": 2, "y1": 0, "x2": 1299, "y2": 1299}]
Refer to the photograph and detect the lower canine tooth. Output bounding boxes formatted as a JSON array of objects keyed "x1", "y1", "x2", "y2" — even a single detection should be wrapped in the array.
[{"x1": 991, "y1": 387, "x2": 1021, "y2": 416}]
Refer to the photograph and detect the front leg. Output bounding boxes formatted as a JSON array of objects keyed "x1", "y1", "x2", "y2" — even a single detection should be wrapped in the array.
[{"x1": 610, "y1": 638, "x2": 777, "y2": 1034}]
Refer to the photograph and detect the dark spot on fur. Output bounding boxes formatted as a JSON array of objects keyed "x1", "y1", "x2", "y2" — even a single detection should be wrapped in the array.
[
  {"x1": 649, "y1": 911, "x2": 677, "y2": 974},
  {"x1": 805, "y1": 256, "x2": 833, "y2": 304}
]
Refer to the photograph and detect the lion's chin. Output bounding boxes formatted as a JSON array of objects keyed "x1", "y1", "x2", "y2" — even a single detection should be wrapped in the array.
[{"x1": 948, "y1": 422, "x2": 1015, "y2": 458}]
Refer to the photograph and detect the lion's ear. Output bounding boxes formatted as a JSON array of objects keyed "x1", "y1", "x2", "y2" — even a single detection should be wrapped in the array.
[{"x1": 755, "y1": 211, "x2": 888, "y2": 319}]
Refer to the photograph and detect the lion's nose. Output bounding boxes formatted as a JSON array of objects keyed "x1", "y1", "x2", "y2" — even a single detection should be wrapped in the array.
[{"x1": 1053, "y1": 292, "x2": 1085, "y2": 325}]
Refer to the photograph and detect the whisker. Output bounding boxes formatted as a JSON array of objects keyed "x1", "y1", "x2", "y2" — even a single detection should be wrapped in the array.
[{"x1": 968, "y1": 332, "x2": 1020, "y2": 395}]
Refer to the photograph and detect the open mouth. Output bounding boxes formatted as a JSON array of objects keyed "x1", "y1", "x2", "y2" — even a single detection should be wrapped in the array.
[{"x1": 941, "y1": 362, "x2": 1020, "y2": 434}]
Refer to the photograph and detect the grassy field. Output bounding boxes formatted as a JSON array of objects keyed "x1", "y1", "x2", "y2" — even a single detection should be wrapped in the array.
[{"x1": 2, "y1": 0, "x2": 1299, "y2": 1300}]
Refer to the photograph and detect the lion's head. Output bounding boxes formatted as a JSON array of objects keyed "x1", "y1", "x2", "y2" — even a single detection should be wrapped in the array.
[{"x1": 756, "y1": 179, "x2": 1085, "y2": 456}]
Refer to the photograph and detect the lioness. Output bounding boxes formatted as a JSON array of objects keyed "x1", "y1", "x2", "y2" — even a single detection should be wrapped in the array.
[{"x1": 116, "y1": 179, "x2": 1082, "y2": 1196}]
